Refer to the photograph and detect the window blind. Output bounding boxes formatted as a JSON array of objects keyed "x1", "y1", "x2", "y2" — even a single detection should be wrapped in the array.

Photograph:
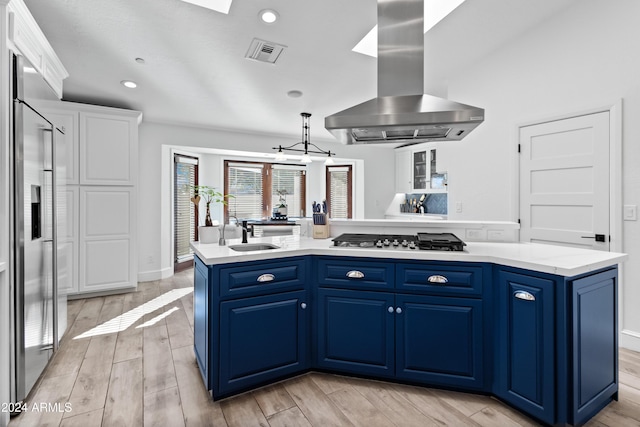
[
  {"x1": 272, "y1": 166, "x2": 305, "y2": 218},
  {"x1": 327, "y1": 166, "x2": 352, "y2": 219},
  {"x1": 227, "y1": 163, "x2": 264, "y2": 219},
  {"x1": 174, "y1": 157, "x2": 197, "y2": 262}
]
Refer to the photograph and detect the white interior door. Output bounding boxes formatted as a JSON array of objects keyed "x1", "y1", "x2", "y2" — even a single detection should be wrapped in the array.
[{"x1": 519, "y1": 111, "x2": 610, "y2": 250}]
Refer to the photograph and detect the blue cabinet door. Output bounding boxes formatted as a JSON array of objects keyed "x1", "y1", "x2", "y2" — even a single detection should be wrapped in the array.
[
  {"x1": 396, "y1": 294, "x2": 484, "y2": 390},
  {"x1": 571, "y1": 268, "x2": 618, "y2": 425},
  {"x1": 193, "y1": 257, "x2": 209, "y2": 387},
  {"x1": 316, "y1": 288, "x2": 395, "y2": 377},
  {"x1": 496, "y1": 269, "x2": 555, "y2": 425},
  {"x1": 218, "y1": 290, "x2": 308, "y2": 396}
]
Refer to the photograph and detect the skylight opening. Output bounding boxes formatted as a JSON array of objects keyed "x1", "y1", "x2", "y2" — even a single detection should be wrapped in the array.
[
  {"x1": 180, "y1": 0, "x2": 233, "y2": 14},
  {"x1": 352, "y1": 0, "x2": 466, "y2": 58}
]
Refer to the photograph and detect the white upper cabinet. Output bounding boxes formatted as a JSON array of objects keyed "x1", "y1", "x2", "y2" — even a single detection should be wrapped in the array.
[
  {"x1": 7, "y1": 0, "x2": 68, "y2": 97},
  {"x1": 32, "y1": 101, "x2": 142, "y2": 186},
  {"x1": 395, "y1": 149, "x2": 412, "y2": 193},
  {"x1": 79, "y1": 111, "x2": 139, "y2": 185},
  {"x1": 47, "y1": 110, "x2": 79, "y2": 184},
  {"x1": 395, "y1": 144, "x2": 446, "y2": 194}
]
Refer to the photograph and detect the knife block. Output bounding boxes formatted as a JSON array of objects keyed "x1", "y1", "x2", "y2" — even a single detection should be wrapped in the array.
[{"x1": 312, "y1": 223, "x2": 330, "y2": 239}]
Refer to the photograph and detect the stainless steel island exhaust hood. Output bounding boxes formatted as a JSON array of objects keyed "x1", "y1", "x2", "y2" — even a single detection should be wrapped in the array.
[{"x1": 325, "y1": 0, "x2": 484, "y2": 146}]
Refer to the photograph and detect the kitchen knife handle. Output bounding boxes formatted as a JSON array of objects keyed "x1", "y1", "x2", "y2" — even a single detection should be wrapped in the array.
[
  {"x1": 514, "y1": 291, "x2": 536, "y2": 301},
  {"x1": 427, "y1": 275, "x2": 448, "y2": 284},
  {"x1": 257, "y1": 273, "x2": 275, "y2": 283},
  {"x1": 346, "y1": 270, "x2": 365, "y2": 279}
]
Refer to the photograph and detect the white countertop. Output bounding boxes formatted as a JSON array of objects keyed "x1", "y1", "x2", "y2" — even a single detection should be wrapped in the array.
[
  {"x1": 313, "y1": 218, "x2": 521, "y2": 229},
  {"x1": 192, "y1": 235, "x2": 627, "y2": 277}
]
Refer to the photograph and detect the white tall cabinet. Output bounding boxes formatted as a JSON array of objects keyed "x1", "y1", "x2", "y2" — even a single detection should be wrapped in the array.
[{"x1": 34, "y1": 101, "x2": 142, "y2": 296}]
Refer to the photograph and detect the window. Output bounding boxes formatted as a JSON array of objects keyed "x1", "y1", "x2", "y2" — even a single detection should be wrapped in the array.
[
  {"x1": 224, "y1": 161, "x2": 306, "y2": 221},
  {"x1": 271, "y1": 165, "x2": 306, "y2": 218},
  {"x1": 174, "y1": 154, "x2": 198, "y2": 268},
  {"x1": 225, "y1": 162, "x2": 265, "y2": 220},
  {"x1": 326, "y1": 165, "x2": 352, "y2": 219}
]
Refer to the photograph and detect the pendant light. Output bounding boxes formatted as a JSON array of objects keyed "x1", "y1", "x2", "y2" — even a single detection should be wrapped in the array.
[{"x1": 273, "y1": 113, "x2": 335, "y2": 163}]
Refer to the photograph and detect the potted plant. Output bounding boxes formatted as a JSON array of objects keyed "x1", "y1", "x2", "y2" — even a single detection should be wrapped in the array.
[
  {"x1": 276, "y1": 189, "x2": 288, "y2": 218},
  {"x1": 190, "y1": 185, "x2": 233, "y2": 244}
]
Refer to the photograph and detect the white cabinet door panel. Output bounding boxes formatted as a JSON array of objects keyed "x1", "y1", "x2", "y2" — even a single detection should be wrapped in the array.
[
  {"x1": 82, "y1": 240, "x2": 132, "y2": 290},
  {"x1": 79, "y1": 187, "x2": 136, "y2": 293},
  {"x1": 60, "y1": 186, "x2": 79, "y2": 295},
  {"x1": 395, "y1": 150, "x2": 412, "y2": 193},
  {"x1": 79, "y1": 112, "x2": 137, "y2": 185},
  {"x1": 50, "y1": 111, "x2": 78, "y2": 184},
  {"x1": 84, "y1": 190, "x2": 131, "y2": 236}
]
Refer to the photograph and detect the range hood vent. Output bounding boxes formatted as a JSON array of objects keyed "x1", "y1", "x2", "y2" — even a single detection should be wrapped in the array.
[{"x1": 325, "y1": 0, "x2": 484, "y2": 146}]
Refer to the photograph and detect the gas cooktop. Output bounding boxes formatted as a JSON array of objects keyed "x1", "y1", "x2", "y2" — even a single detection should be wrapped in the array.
[{"x1": 332, "y1": 233, "x2": 466, "y2": 251}]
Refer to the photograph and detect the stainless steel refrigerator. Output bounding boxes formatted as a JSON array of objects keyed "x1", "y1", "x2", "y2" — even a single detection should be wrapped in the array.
[{"x1": 9, "y1": 53, "x2": 67, "y2": 404}]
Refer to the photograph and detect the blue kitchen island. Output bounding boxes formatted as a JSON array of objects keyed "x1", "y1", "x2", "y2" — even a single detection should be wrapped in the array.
[{"x1": 192, "y1": 236, "x2": 626, "y2": 426}]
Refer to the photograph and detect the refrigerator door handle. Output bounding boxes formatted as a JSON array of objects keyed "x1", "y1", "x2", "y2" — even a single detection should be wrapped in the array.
[
  {"x1": 39, "y1": 126, "x2": 58, "y2": 352},
  {"x1": 44, "y1": 127, "x2": 59, "y2": 352}
]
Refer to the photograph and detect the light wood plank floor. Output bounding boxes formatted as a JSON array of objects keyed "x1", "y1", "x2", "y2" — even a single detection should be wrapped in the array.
[{"x1": 9, "y1": 269, "x2": 640, "y2": 427}]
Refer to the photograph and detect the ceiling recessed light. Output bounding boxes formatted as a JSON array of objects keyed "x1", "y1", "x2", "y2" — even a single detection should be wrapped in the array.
[
  {"x1": 287, "y1": 90, "x2": 303, "y2": 98},
  {"x1": 259, "y1": 9, "x2": 279, "y2": 24},
  {"x1": 121, "y1": 80, "x2": 137, "y2": 89}
]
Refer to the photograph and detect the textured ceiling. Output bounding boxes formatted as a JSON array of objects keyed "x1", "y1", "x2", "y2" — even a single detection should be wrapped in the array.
[{"x1": 24, "y1": 0, "x2": 580, "y2": 142}]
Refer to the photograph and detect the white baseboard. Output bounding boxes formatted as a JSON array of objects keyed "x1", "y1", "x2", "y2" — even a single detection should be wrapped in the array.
[
  {"x1": 620, "y1": 329, "x2": 640, "y2": 352},
  {"x1": 138, "y1": 267, "x2": 173, "y2": 283}
]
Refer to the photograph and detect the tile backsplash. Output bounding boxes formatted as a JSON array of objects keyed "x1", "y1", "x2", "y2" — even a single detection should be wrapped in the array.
[{"x1": 404, "y1": 193, "x2": 448, "y2": 215}]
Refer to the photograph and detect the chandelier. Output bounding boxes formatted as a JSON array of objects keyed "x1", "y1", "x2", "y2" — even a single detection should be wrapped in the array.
[{"x1": 273, "y1": 112, "x2": 335, "y2": 164}]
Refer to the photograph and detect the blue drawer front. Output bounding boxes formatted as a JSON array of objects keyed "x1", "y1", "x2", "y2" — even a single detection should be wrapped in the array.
[
  {"x1": 397, "y1": 262, "x2": 483, "y2": 296},
  {"x1": 317, "y1": 258, "x2": 394, "y2": 290},
  {"x1": 220, "y1": 258, "x2": 305, "y2": 298}
]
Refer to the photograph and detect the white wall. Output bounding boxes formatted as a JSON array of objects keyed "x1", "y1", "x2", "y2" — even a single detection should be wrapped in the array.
[
  {"x1": 440, "y1": 0, "x2": 640, "y2": 349},
  {"x1": 137, "y1": 121, "x2": 395, "y2": 280}
]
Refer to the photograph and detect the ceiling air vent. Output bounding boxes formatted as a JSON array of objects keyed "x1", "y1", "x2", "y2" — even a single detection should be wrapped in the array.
[{"x1": 245, "y1": 38, "x2": 286, "y2": 64}]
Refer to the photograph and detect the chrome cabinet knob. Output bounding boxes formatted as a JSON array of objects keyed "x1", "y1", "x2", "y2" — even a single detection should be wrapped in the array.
[
  {"x1": 300, "y1": 302, "x2": 307, "y2": 309},
  {"x1": 396, "y1": 307, "x2": 402, "y2": 314}
]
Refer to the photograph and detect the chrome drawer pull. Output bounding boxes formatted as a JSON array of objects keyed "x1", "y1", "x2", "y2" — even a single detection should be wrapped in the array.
[
  {"x1": 427, "y1": 275, "x2": 448, "y2": 284},
  {"x1": 346, "y1": 270, "x2": 365, "y2": 279},
  {"x1": 257, "y1": 273, "x2": 275, "y2": 283},
  {"x1": 514, "y1": 291, "x2": 535, "y2": 301}
]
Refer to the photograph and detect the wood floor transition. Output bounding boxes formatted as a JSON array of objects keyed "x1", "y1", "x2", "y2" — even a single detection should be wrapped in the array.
[{"x1": 9, "y1": 268, "x2": 640, "y2": 426}]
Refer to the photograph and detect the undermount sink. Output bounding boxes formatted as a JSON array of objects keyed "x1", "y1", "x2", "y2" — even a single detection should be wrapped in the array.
[{"x1": 229, "y1": 243, "x2": 280, "y2": 252}]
